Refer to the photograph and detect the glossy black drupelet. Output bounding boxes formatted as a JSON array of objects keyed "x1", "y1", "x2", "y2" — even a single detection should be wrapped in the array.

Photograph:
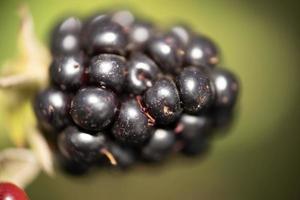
[
  {"x1": 147, "y1": 34, "x2": 184, "y2": 74},
  {"x1": 50, "y1": 17, "x2": 82, "y2": 56},
  {"x1": 176, "y1": 114, "x2": 212, "y2": 141},
  {"x1": 128, "y1": 21, "x2": 155, "y2": 51},
  {"x1": 176, "y1": 67, "x2": 214, "y2": 114},
  {"x1": 58, "y1": 126, "x2": 107, "y2": 163},
  {"x1": 141, "y1": 129, "x2": 175, "y2": 162},
  {"x1": 50, "y1": 53, "x2": 86, "y2": 91},
  {"x1": 211, "y1": 68, "x2": 239, "y2": 108},
  {"x1": 126, "y1": 52, "x2": 160, "y2": 95},
  {"x1": 70, "y1": 87, "x2": 118, "y2": 131},
  {"x1": 169, "y1": 24, "x2": 193, "y2": 48},
  {"x1": 84, "y1": 20, "x2": 128, "y2": 56},
  {"x1": 89, "y1": 54, "x2": 127, "y2": 92},
  {"x1": 112, "y1": 98, "x2": 152, "y2": 145},
  {"x1": 185, "y1": 35, "x2": 219, "y2": 67},
  {"x1": 143, "y1": 78, "x2": 182, "y2": 125},
  {"x1": 176, "y1": 114, "x2": 212, "y2": 155},
  {"x1": 34, "y1": 88, "x2": 70, "y2": 132},
  {"x1": 107, "y1": 142, "x2": 136, "y2": 168}
]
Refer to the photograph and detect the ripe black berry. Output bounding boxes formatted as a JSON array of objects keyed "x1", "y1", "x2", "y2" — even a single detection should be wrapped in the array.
[
  {"x1": 141, "y1": 129, "x2": 175, "y2": 161},
  {"x1": 185, "y1": 35, "x2": 219, "y2": 67},
  {"x1": 34, "y1": 9, "x2": 240, "y2": 172},
  {"x1": 50, "y1": 17, "x2": 82, "y2": 56},
  {"x1": 89, "y1": 54, "x2": 127, "y2": 92},
  {"x1": 50, "y1": 53, "x2": 86, "y2": 91},
  {"x1": 70, "y1": 87, "x2": 118, "y2": 131},
  {"x1": 143, "y1": 78, "x2": 182, "y2": 125},
  {"x1": 34, "y1": 88, "x2": 70, "y2": 132},
  {"x1": 58, "y1": 126, "x2": 107, "y2": 163},
  {"x1": 84, "y1": 20, "x2": 128, "y2": 56},
  {"x1": 112, "y1": 98, "x2": 152, "y2": 145},
  {"x1": 176, "y1": 67, "x2": 214, "y2": 114},
  {"x1": 147, "y1": 34, "x2": 184, "y2": 74},
  {"x1": 211, "y1": 68, "x2": 239, "y2": 108},
  {"x1": 126, "y1": 52, "x2": 160, "y2": 95}
]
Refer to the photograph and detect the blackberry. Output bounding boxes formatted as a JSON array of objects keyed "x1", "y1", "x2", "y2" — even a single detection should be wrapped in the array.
[{"x1": 34, "y1": 9, "x2": 240, "y2": 172}]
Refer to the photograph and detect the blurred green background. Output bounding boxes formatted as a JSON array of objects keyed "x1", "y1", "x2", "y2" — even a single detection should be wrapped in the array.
[{"x1": 0, "y1": 0, "x2": 300, "y2": 199}]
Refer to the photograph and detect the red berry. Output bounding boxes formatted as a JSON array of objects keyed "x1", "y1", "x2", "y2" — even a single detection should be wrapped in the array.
[{"x1": 0, "y1": 182, "x2": 29, "y2": 200}]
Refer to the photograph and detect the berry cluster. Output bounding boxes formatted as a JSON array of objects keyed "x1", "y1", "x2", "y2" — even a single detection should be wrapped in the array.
[{"x1": 34, "y1": 10, "x2": 239, "y2": 173}]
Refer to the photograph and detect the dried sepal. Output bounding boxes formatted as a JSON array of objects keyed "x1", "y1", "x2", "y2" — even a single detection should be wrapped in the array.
[
  {"x1": 28, "y1": 127, "x2": 55, "y2": 177},
  {"x1": 0, "y1": 148, "x2": 40, "y2": 188}
]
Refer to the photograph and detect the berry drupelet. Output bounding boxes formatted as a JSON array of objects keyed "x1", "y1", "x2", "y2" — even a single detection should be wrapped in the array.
[
  {"x1": 34, "y1": 88, "x2": 70, "y2": 132},
  {"x1": 147, "y1": 34, "x2": 184, "y2": 74},
  {"x1": 175, "y1": 114, "x2": 213, "y2": 141},
  {"x1": 89, "y1": 54, "x2": 127, "y2": 92},
  {"x1": 211, "y1": 68, "x2": 239, "y2": 108},
  {"x1": 169, "y1": 24, "x2": 193, "y2": 48},
  {"x1": 143, "y1": 78, "x2": 182, "y2": 125},
  {"x1": 128, "y1": 21, "x2": 155, "y2": 51},
  {"x1": 175, "y1": 114, "x2": 212, "y2": 155},
  {"x1": 50, "y1": 17, "x2": 82, "y2": 56},
  {"x1": 185, "y1": 35, "x2": 219, "y2": 67},
  {"x1": 112, "y1": 98, "x2": 153, "y2": 145},
  {"x1": 106, "y1": 142, "x2": 136, "y2": 169},
  {"x1": 70, "y1": 87, "x2": 118, "y2": 131},
  {"x1": 50, "y1": 53, "x2": 86, "y2": 91},
  {"x1": 84, "y1": 20, "x2": 128, "y2": 56},
  {"x1": 126, "y1": 52, "x2": 160, "y2": 95},
  {"x1": 58, "y1": 126, "x2": 108, "y2": 164},
  {"x1": 141, "y1": 129, "x2": 175, "y2": 162},
  {"x1": 176, "y1": 67, "x2": 214, "y2": 114}
]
